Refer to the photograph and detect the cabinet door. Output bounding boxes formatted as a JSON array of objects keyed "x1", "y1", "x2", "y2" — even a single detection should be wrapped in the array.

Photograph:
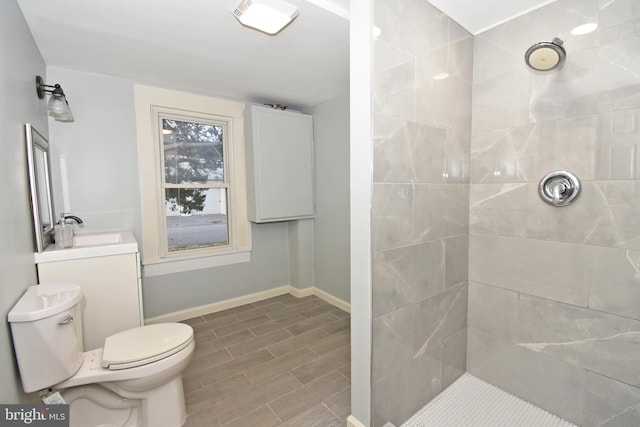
[
  {"x1": 247, "y1": 106, "x2": 314, "y2": 222},
  {"x1": 37, "y1": 253, "x2": 142, "y2": 351}
]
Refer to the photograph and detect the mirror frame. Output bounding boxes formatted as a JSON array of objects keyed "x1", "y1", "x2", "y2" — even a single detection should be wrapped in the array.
[{"x1": 25, "y1": 123, "x2": 55, "y2": 252}]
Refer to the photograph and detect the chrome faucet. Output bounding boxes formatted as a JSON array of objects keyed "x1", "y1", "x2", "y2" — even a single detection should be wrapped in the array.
[{"x1": 63, "y1": 214, "x2": 83, "y2": 224}]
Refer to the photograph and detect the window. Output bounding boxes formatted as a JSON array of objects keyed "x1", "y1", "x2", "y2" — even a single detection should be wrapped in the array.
[
  {"x1": 160, "y1": 115, "x2": 229, "y2": 251},
  {"x1": 134, "y1": 86, "x2": 251, "y2": 276}
]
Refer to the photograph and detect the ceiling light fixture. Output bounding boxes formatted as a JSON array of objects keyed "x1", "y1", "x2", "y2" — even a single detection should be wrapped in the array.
[
  {"x1": 233, "y1": 0, "x2": 299, "y2": 35},
  {"x1": 35, "y1": 76, "x2": 74, "y2": 123}
]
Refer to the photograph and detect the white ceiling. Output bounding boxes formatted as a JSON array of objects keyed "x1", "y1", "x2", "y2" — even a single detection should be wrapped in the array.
[
  {"x1": 17, "y1": 0, "x2": 556, "y2": 110},
  {"x1": 430, "y1": 0, "x2": 558, "y2": 35}
]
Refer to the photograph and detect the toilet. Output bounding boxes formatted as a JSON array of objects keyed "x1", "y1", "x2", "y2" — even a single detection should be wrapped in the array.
[{"x1": 8, "y1": 283, "x2": 194, "y2": 427}]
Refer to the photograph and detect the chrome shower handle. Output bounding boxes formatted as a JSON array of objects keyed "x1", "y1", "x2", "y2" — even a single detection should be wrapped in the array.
[{"x1": 538, "y1": 170, "x2": 580, "y2": 207}]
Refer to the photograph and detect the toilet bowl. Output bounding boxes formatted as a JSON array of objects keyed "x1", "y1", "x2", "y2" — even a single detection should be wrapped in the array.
[{"x1": 8, "y1": 283, "x2": 194, "y2": 427}]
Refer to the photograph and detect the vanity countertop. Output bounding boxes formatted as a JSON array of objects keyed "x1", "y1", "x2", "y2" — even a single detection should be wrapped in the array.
[{"x1": 34, "y1": 231, "x2": 138, "y2": 263}]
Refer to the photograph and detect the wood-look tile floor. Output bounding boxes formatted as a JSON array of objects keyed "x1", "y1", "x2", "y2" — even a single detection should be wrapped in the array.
[{"x1": 180, "y1": 294, "x2": 351, "y2": 427}]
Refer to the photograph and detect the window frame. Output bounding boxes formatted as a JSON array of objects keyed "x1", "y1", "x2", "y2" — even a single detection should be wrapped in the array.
[
  {"x1": 134, "y1": 85, "x2": 251, "y2": 277},
  {"x1": 156, "y1": 109, "x2": 232, "y2": 256}
]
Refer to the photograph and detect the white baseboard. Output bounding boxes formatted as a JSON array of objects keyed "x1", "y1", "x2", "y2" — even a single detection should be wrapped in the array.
[
  {"x1": 288, "y1": 286, "x2": 315, "y2": 298},
  {"x1": 145, "y1": 285, "x2": 291, "y2": 324},
  {"x1": 347, "y1": 415, "x2": 367, "y2": 427},
  {"x1": 145, "y1": 285, "x2": 350, "y2": 324},
  {"x1": 314, "y1": 286, "x2": 351, "y2": 313}
]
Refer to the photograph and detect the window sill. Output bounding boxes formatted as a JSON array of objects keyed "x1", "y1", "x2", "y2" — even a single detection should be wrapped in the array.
[{"x1": 142, "y1": 250, "x2": 251, "y2": 277}]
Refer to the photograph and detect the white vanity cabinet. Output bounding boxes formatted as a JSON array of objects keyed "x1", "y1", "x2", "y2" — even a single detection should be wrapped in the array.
[
  {"x1": 245, "y1": 105, "x2": 314, "y2": 223},
  {"x1": 35, "y1": 232, "x2": 143, "y2": 351}
]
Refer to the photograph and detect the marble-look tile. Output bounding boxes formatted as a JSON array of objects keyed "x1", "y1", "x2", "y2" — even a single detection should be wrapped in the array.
[
  {"x1": 412, "y1": 284, "x2": 467, "y2": 359},
  {"x1": 473, "y1": 0, "x2": 602, "y2": 72},
  {"x1": 372, "y1": 350, "x2": 443, "y2": 427},
  {"x1": 372, "y1": 183, "x2": 413, "y2": 251},
  {"x1": 441, "y1": 327, "x2": 466, "y2": 389},
  {"x1": 470, "y1": 122, "x2": 548, "y2": 183},
  {"x1": 371, "y1": 1, "x2": 472, "y2": 425},
  {"x1": 444, "y1": 129, "x2": 470, "y2": 183},
  {"x1": 373, "y1": 240, "x2": 445, "y2": 318},
  {"x1": 373, "y1": 183, "x2": 469, "y2": 251},
  {"x1": 373, "y1": 119, "x2": 447, "y2": 184},
  {"x1": 446, "y1": 26, "x2": 474, "y2": 84},
  {"x1": 372, "y1": 312, "x2": 414, "y2": 384},
  {"x1": 470, "y1": 115, "x2": 603, "y2": 184},
  {"x1": 374, "y1": 0, "x2": 448, "y2": 59},
  {"x1": 413, "y1": 183, "x2": 469, "y2": 242},
  {"x1": 373, "y1": 51, "x2": 415, "y2": 120},
  {"x1": 469, "y1": 183, "x2": 528, "y2": 237},
  {"x1": 472, "y1": 68, "x2": 530, "y2": 133},
  {"x1": 526, "y1": 180, "x2": 640, "y2": 250},
  {"x1": 469, "y1": 234, "x2": 589, "y2": 307},
  {"x1": 372, "y1": 284, "x2": 467, "y2": 382},
  {"x1": 529, "y1": 38, "x2": 640, "y2": 123},
  {"x1": 516, "y1": 294, "x2": 640, "y2": 387},
  {"x1": 415, "y1": 57, "x2": 472, "y2": 134},
  {"x1": 421, "y1": 24, "x2": 473, "y2": 87},
  {"x1": 467, "y1": 281, "x2": 518, "y2": 342},
  {"x1": 444, "y1": 234, "x2": 468, "y2": 288},
  {"x1": 535, "y1": 115, "x2": 598, "y2": 181},
  {"x1": 467, "y1": 328, "x2": 586, "y2": 425},
  {"x1": 588, "y1": 246, "x2": 640, "y2": 321},
  {"x1": 472, "y1": 34, "x2": 522, "y2": 84},
  {"x1": 596, "y1": 108, "x2": 640, "y2": 180},
  {"x1": 373, "y1": 36, "x2": 414, "y2": 76},
  {"x1": 584, "y1": 371, "x2": 640, "y2": 427},
  {"x1": 597, "y1": 0, "x2": 640, "y2": 45}
]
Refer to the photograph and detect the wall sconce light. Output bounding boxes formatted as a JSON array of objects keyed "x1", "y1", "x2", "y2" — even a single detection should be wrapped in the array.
[
  {"x1": 35, "y1": 76, "x2": 75, "y2": 123},
  {"x1": 233, "y1": 0, "x2": 299, "y2": 35}
]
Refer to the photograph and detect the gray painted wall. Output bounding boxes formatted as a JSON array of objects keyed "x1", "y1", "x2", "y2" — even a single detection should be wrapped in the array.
[
  {"x1": 306, "y1": 93, "x2": 350, "y2": 302},
  {"x1": 370, "y1": 0, "x2": 472, "y2": 425},
  {"x1": 46, "y1": 67, "x2": 292, "y2": 318},
  {"x1": 0, "y1": 0, "x2": 48, "y2": 404},
  {"x1": 467, "y1": 1, "x2": 640, "y2": 425},
  {"x1": 45, "y1": 67, "x2": 353, "y2": 318}
]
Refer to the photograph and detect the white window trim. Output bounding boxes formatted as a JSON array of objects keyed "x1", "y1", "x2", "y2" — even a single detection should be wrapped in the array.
[{"x1": 134, "y1": 85, "x2": 251, "y2": 276}]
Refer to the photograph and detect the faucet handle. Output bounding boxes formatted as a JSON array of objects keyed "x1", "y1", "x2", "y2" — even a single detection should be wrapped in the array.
[{"x1": 62, "y1": 214, "x2": 84, "y2": 225}]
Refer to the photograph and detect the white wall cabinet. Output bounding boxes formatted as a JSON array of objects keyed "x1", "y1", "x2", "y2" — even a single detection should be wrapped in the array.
[
  {"x1": 37, "y1": 252, "x2": 143, "y2": 351},
  {"x1": 245, "y1": 105, "x2": 314, "y2": 223}
]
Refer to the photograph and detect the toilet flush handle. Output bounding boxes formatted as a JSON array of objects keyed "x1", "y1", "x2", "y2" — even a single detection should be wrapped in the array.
[{"x1": 57, "y1": 315, "x2": 74, "y2": 326}]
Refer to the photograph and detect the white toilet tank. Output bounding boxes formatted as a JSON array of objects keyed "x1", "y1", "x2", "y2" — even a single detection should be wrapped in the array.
[{"x1": 8, "y1": 283, "x2": 84, "y2": 393}]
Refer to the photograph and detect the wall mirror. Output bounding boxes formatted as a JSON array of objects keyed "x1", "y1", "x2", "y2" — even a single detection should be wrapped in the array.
[{"x1": 25, "y1": 123, "x2": 55, "y2": 252}]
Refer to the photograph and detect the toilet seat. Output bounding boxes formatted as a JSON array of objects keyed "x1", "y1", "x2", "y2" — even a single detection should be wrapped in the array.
[{"x1": 102, "y1": 323, "x2": 193, "y2": 370}]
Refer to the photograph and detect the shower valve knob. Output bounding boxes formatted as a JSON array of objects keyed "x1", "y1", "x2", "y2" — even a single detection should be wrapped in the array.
[{"x1": 538, "y1": 170, "x2": 580, "y2": 207}]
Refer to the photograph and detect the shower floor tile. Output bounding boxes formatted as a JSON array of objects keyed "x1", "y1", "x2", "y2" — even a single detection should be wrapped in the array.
[{"x1": 401, "y1": 373, "x2": 577, "y2": 427}]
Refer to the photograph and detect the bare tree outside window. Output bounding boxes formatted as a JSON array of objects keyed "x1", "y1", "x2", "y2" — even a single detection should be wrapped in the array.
[{"x1": 162, "y1": 118, "x2": 229, "y2": 251}]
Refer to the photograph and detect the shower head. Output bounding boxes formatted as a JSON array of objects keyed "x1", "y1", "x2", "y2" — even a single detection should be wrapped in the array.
[{"x1": 525, "y1": 38, "x2": 566, "y2": 71}]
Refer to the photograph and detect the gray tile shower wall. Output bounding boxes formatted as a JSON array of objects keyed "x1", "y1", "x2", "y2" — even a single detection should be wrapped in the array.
[
  {"x1": 371, "y1": 0, "x2": 472, "y2": 425},
  {"x1": 468, "y1": 0, "x2": 640, "y2": 425}
]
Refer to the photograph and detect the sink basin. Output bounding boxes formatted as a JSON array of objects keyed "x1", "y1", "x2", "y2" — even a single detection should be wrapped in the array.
[
  {"x1": 73, "y1": 232, "x2": 123, "y2": 247},
  {"x1": 34, "y1": 231, "x2": 138, "y2": 263}
]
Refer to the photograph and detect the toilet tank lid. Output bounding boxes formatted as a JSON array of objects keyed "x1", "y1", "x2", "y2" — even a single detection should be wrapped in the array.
[{"x1": 8, "y1": 283, "x2": 82, "y2": 322}]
